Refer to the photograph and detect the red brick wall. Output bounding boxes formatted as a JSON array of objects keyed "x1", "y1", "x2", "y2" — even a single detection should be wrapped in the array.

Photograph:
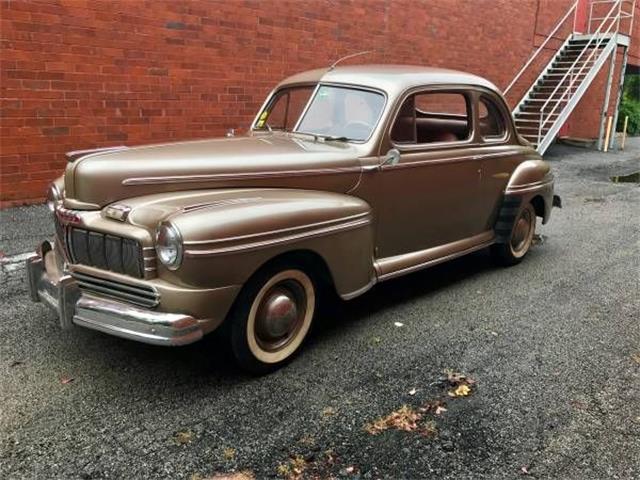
[{"x1": 0, "y1": 0, "x2": 635, "y2": 206}]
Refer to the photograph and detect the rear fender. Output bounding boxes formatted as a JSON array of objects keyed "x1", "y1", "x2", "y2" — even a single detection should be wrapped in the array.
[{"x1": 496, "y1": 160, "x2": 555, "y2": 241}]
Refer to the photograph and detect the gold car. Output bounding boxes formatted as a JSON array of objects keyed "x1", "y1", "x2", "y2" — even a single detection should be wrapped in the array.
[{"x1": 27, "y1": 65, "x2": 560, "y2": 373}]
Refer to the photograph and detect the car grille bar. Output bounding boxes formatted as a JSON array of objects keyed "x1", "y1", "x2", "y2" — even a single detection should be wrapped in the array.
[
  {"x1": 69, "y1": 227, "x2": 144, "y2": 278},
  {"x1": 72, "y1": 271, "x2": 159, "y2": 308}
]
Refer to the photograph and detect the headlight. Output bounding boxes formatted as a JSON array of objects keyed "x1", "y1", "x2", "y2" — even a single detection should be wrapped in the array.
[
  {"x1": 46, "y1": 183, "x2": 62, "y2": 212},
  {"x1": 155, "y1": 223, "x2": 183, "y2": 270}
]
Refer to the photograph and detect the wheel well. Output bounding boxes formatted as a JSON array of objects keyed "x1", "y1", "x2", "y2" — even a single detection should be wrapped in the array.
[
  {"x1": 252, "y1": 249, "x2": 336, "y2": 293},
  {"x1": 530, "y1": 195, "x2": 545, "y2": 218}
]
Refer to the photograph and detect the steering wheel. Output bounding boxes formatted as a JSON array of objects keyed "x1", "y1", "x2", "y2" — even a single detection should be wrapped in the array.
[{"x1": 343, "y1": 120, "x2": 373, "y2": 139}]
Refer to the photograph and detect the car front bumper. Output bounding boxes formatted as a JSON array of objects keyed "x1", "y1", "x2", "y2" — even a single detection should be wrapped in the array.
[{"x1": 27, "y1": 241, "x2": 204, "y2": 346}]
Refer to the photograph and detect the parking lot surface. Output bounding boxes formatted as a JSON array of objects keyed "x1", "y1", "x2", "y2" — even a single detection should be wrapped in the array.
[{"x1": 1, "y1": 140, "x2": 639, "y2": 479}]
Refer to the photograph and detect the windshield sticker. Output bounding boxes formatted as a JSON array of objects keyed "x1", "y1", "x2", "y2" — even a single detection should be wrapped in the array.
[{"x1": 256, "y1": 110, "x2": 268, "y2": 127}]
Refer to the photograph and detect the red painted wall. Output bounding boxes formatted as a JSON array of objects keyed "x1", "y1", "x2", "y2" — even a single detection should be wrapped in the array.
[{"x1": 0, "y1": 0, "x2": 636, "y2": 206}]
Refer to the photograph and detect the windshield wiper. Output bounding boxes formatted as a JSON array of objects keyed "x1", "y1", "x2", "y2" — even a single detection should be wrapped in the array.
[{"x1": 320, "y1": 135, "x2": 352, "y2": 142}]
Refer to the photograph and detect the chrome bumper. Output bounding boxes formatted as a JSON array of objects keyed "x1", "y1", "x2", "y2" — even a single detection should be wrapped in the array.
[{"x1": 27, "y1": 242, "x2": 203, "y2": 346}]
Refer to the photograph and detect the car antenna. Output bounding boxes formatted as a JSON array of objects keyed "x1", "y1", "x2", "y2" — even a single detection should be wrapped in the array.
[{"x1": 329, "y1": 50, "x2": 373, "y2": 70}]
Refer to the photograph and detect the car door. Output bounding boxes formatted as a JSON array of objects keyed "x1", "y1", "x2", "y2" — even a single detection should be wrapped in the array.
[
  {"x1": 375, "y1": 87, "x2": 488, "y2": 259},
  {"x1": 474, "y1": 91, "x2": 524, "y2": 230}
]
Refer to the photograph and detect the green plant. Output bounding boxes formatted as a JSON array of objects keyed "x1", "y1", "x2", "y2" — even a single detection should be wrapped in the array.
[{"x1": 617, "y1": 74, "x2": 640, "y2": 135}]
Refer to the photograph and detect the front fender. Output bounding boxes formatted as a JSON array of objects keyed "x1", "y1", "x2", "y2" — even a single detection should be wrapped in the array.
[{"x1": 129, "y1": 188, "x2": 375, "y2": 298}]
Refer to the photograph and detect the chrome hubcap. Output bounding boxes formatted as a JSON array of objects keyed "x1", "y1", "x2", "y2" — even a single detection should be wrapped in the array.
[
  {"x1": 511, "y1": 207, "x2": 534, "y2": 255},
  {"x1": 254, "y1": 281, "x2": 306, "y2": 352},
  {"x1": 260, "y1": 291, "x2": 298, "y2": 338}
]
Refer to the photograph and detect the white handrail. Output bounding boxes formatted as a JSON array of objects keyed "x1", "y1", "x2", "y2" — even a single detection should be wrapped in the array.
[
  {"x1": 504, "y1": 0, "x2": 579, "y2": 96},
  {"x1": 589, "y1": 0, "x2": 635, "y2": 35},
  {"x1": 538, "y1": 0, "x2": 624, "y2": 144}
]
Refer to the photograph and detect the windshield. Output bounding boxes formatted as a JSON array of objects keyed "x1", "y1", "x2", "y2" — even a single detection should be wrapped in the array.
[
  {"x1": 297, "y1": 85, "x2": 386, "y2": 141},
  {"x1": 255, "y1": 84, "x2": 385, "y2": 142}
]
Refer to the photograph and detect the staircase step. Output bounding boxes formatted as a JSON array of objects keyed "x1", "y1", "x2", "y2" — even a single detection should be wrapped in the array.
[
  {"x1": 543, "y1": 72, "x2": 588, "y2": 77},
  {"x1": 516, "y1": 112, "x2": 560, "y2": 118}
]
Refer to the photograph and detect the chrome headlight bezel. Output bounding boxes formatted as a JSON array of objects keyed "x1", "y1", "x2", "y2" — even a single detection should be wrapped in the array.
[
  {"x1": 46, "y1": 183, "x2": 62, "y2": 212},
  {"x1": 155, "y1": 222, "x2": 183, "y2": 270}
]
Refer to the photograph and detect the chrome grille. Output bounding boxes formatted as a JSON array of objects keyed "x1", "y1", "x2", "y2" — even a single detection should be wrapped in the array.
[
  {"x1": 54, "y1": 214, "x2": 69, "y2": 258},
  {"x1": 68, "y1": 227, "x2": 144, "y2": 278},
  {"x1": 72, "y1": 271, "x2": 159, "y2": 308}
]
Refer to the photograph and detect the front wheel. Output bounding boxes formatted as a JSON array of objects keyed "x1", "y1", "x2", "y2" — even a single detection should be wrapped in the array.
[
  {"x1": 491, "y1": 202, "x2": 536, "y2": 266},
  {"x1": 229, "y1": 265, "x2": 317, "y2": 374}
]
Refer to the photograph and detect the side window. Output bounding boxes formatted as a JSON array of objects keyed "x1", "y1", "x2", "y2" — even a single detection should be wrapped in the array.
[
  {"x1": 256, "y1": 87, "x2": 313, "y2": 131},
  {"x1": 391, "y1": 91, "x2": 471, "y2": 144},
  {"x1": 479, "y1": 96, "x2": 506, "y2": 140}
]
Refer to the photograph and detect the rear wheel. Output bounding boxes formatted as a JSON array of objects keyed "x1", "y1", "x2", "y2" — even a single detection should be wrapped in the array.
[
  {"x1": 229, "y1": 264, "x2": 317, "y2": 374},
  {"x1": 491, "y1": 202, "x2": 536, "y2": 266}
]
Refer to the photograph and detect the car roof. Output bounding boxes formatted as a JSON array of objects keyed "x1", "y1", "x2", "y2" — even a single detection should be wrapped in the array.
[{"x1": 276, "y1": 64, "x2": 501, "y2": 96}]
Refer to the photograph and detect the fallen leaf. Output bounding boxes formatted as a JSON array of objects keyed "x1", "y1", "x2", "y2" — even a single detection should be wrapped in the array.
[
  {"x1": 365, "y1": 405, "x2": 422, "y2": 435},
  {"x1": 60, "y1": 376, "x2": 74, "y2": 384},
  {"x1": 435, "y1": 405, "x2": 447, "y2": 415},
  {"x1": 408, "y1": 388, "x2": 417, "y2": 396},
  {"x1": 207, "y1": 472, "x2": 255, "y2": 480},
  {"x1": 520, "y1": 466, "x2": 530, "y2": 475},
  {"x1": 448, "y1": 384, "x2": 471, "y2": 397},
  {"x1": 444, "y1": 369, "x2": 476, "y2": 386},
  {"x1": 222, "y1": 447, "x2": 236, "y2": 461},
  {"x1": 173, "y1": 430, "x2": 194, "y2": 445},
  {"x1": 344, "y1": 466, "x2": 355, "y2": 474},
  {"x1": 322, "y1": 407, "x2": 336, "y2": 417},
  {"x1": 298, "y1": 435, "x2": 315, "y2": 446},
  {"x1": 632, "y1": 353, "x2": 640, "y2": 364},
  {"x1": 394, "y1": 322, "x2": 404, "y2": 327},
  {"x1": 420, "y1": 420, "x2": 438, "y2": 437}
]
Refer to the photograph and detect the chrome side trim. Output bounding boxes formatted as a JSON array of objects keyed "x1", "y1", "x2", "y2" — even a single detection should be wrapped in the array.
[
  {"x1": 183, "y1": 211, "x2": 371, "y2": 246},
  {"x1": 381, "y1": 150, "x2": 518, "y2": 171},
  {"x1": 185, "y1": 216, "x2": 371, "y2": 257},
  {"x1": 375, "y1": 234, "x2": 495, "y2": 282},
  {"x1": 122, "y1": 167, "x2": 362, "y2": 186}
]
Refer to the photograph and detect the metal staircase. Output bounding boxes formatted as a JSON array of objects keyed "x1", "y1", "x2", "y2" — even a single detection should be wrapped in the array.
[{"x1": 505, "y1": 0, "x2": 635, "y2": 154}]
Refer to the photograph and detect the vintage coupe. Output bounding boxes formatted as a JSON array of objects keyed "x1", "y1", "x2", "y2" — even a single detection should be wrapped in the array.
[{"x1": 28, "y1": 65, "x2": 560, "y2": 373}]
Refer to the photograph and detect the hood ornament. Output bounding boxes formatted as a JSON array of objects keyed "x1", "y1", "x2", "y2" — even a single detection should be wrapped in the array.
[{"x1": 104, "y1": 204, "x2": 131, "y2": 222}]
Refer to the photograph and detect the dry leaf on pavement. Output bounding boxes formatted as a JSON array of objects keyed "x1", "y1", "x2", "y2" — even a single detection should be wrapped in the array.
[
  {"x1": 173, "y1": 430, "x2": 194, "y2": 445},
  {"x1": 365, "y1": 405, "x2": 422, "y2": 435},
  {"x1": 448, "y1": 384, "x2": 471, "y2": 397}
]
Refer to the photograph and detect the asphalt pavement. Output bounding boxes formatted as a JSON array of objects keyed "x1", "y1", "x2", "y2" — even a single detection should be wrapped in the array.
[{"x1": 1, "y1": 139, "x2": 639, "y2": 479}]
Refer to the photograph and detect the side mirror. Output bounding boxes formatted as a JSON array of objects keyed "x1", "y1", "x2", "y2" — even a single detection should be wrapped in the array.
[
  {"x1": 226, "y1": 128, "x2": 235, "y2": 138},
  {"x1": 382, "y1": 148, "x2": 401, "y2": 167}
]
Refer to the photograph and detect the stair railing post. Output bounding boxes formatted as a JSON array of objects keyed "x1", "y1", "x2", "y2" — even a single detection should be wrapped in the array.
[
  {"x1": 597, "y1": 43, "x2": 619, "y2": 150},
  {"x1": 609, "y1": 41, "x2": 629, "y2": 150}
]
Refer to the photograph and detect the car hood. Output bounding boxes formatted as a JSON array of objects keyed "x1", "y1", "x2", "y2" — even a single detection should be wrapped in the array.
[{"x1": 63, "y1": 134, "x2": 364, "y2": 209}]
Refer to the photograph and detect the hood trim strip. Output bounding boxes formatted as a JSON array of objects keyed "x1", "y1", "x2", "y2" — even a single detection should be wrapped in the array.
[
  {"x1": 183, "y1": 211, "x2": 371, "y2": 246},
  {"x1": 122, "y1": 166, "x2": 362, "y2": 186},
  {"x1": 185, "y1": 216, "x2": 371, "y2": 257}
]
